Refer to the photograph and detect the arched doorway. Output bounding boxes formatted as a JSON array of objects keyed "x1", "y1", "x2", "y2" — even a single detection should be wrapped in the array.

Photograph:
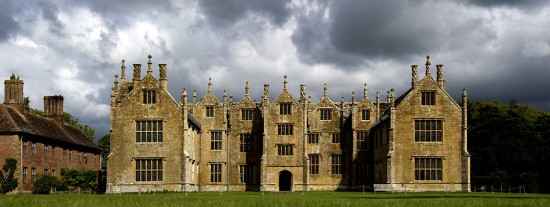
[{"x1": 279, "y1": 170, "x2": 292, "y2": 191}]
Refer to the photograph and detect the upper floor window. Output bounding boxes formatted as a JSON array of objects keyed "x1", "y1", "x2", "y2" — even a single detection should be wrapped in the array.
[
  {"x1": 421, "y1": 91, "x2": 436, "y2": 105},
  {"x1": 415, "y1": 120, "x2": 443, "y2": 142},
  {"x1": 320, "y1": 108, "x2": 332, "y2": 120},
  {"x1": 331, "y1": 133, "x2": 341, "y2": 143},
  {"x1": 31, "y1": 143, "x2": 36, "y2": 155},
  {"x1": 52, "y1": 147, "x2": 55, "y2": 158},
  {"x1": 280, "y1": 103, "x2": 291, "y2": 115},
  {"x1": 277, "y1": 144, "x2": 293, "y2": 156},
  {"x1": 211, "y1": 131, "x2": 222, "y2": 150},
  {"x1": 307, "y1": 133, "x2": 319, "y2": 144},
  {"x1": 241, "y1": 109, "x2": 253, "y2": 120},
  {"x1": 239, "y1": 133, "x2": 252, "y2": 152},
  {"x1": 415, "y1": 157, "x2": 442, "y2": 181},
  {"x1": 136, "y1": 120, "x2": 163, "y2": 142},
  {"x1": 143, "y1": 90, "x2": 156, "y2": 104},
  {"x1": 23, "y1": 142, "x2": 27, "y2": 154},
  {"x1": 357, "y1": 131, "x2": 368, "y2": 150},
  {"x1": 206, "y1": 106, "x2": 214, "y2": 117},
  {"x1": 44, "y1": 145, "x2": 48, "y2": 157},
  {"x1": 361, "y1": 109, "x2": 370, "y2": 121},
  {"x1": 278, "y1": 124, "x2": 293, "y2": 135}
]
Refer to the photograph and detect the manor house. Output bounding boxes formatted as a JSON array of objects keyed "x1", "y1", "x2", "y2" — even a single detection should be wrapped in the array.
[{"x1": 107, "y1": 55, "x2": 470, "y2": 192}]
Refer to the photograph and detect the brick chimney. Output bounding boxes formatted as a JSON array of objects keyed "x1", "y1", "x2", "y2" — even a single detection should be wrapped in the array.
[
  {"x1": 4, "y1": 73, "x2": 24, "y2": 105},
  {"x1": 44, "y1": 96, "x2": 64, "y2": 124}
]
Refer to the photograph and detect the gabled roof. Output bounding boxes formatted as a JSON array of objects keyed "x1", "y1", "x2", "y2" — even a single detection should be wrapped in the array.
[{"x1": 0, "y1": 105, "x2": 100, "y2": 151}]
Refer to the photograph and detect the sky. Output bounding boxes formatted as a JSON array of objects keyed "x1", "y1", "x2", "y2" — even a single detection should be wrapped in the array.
[{"x1": 1, "y1": 0, "x2": 550, "y2": 138}]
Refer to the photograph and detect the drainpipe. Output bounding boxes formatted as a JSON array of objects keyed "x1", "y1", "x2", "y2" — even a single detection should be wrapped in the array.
[{"x1": 19, "y1": 135, "x2": 24, "y2": 193}]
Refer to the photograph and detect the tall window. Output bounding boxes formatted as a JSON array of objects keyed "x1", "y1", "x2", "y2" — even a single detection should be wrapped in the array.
[
  {"x1": 69, "y1": 150, "x2": 72, "y2": 161},
  {"x1": 210, "y1": 163, "x2": 222, "y2": 183},
  {"x1": 44, "y1": 145, "x2": 48, "y2": 157},
  {"x1": 239, "y1": 165, "x2": 254, "y2": 184},
  {"x1": 136, "y1": 120, "x2": 163, "y2": 142},
  {"x1": 280, "y1": 103, "x2": 291, "y2": 115},
  {"x1": 22, "y1": 167, "x2": 27, "y2": 184},
  {"x1": 78, "y1": 152, "x2": 82, "y2": 161},
  {"x1": 309, "y1": 154, "x2": 319, "y2": 175},
  {"x1": 143, "y1": 90, "x2": 156, "y2": 104},
  {"x1": 52, "y1": 147, "x2": 55, "y2": 158},
  {"x1": 277, "y1": 144, "x2": 293, "y2": 156},
  {"x1": 211, "y1": 131, "x2": 222, "y2": 150},
  {"x1": 361, "y1": 109, "x2": 370, "y2": 121},
  {"x1": 239, "y1": 133, "x2": 252, "y2": 152},
  {"x1": 84, "y1": 154, "x2": 87, "y2": 163},
  {"x1": 277, "y1": 124, "x2": 293, "y2": 135},
  {"x1": 31, "y1": 143, "x2": 36, "y2": 155},
  {"x1": 206, "y1": 106, "x2": 214, "y2": 117},
  {"x1": 415, "y1": 158, "x2": 442, "y2": 180},
  {"x1": 332, "y1": 133, "x2": 341, "y2": 143},
  {"x1": 421, "y1": 91, "x2": 436, "y2": 105},
  {"x1": 357, "y1": 131, "x2": 368, "y2": 150},
  {"x1": 241, "y1": 109, "x2": 253, "y2": 120},
  {"x1": 415, "y1": 120, "x2": 443, "y2": 142},
  {"x1": 63, "y1": 149, "x2": 67, "y2": 160},
  {"x1": 320, "y1": 108, "x2": 332, "y2": 120},
  {"x1": 23, "y1": 142, "x2": 27, "y2": 154},
  {"x1": 31, "y1": 168, "x2": 36, "y2": 183},
  {"x1": 307, "y1": 133, "x2": 319, "y2": 144},
  {"x1": 331, "y1": 155, "x2": 342, "y2": 174},
  {"x1": 136, "y1": 158, "x2": 163, "y2": 182}
]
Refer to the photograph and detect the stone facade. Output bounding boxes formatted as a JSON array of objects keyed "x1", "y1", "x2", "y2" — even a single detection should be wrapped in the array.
[
  {"x1": 107, "y1": 55, "x2": 470, "y2": 193},
  {"x1": 0, "y1": 74, "x2": 101, "y2": 193}
]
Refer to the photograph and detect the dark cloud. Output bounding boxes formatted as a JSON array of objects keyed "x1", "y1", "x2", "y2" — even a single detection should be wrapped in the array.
[
  {"x1": 197, "y1": 0, "x2": 291, "y2": 27},
  {"x1": 461, "y1": 0, "x2": 550, "y2": 8},
  {"x1": 0, "y1": 1, "x2": 20, "y2": 42}
]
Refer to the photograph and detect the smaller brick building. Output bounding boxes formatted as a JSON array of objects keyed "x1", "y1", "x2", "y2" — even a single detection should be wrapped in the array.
[{"x1": 0, "y1": 74, "x2": 101, "y2": 193}]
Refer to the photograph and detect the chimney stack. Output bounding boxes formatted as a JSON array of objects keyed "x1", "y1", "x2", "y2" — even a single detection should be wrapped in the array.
[
  {"x1": 4, "y1": 73, "x2": 24, "y2": 105},
  {"x1": 436, "y1": 64, "x2": 446, "y2": 89},
  {"x1": 411, "y1": 65, "x2": 418, "y2": 89},
  {"x1": 159, "y1": 64, "x2": 167, "y2": 89},
  {"x1": 132, "y1": 64, "x2": 141, "y2": 88},
  {"x1": 44, "y1": 96, "x2": 64, "y2": 124}
]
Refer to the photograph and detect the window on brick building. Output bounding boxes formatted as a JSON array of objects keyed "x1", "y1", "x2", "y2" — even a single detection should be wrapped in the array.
[
  {"x1": 136, "y1": 120, "x2": 163, "y2": 143},
  {"x1": 280, "y1": 103, "x2": 291, "y2": 115},
  {"x1": 31, "y1": 143, "x2": 36, "y2": 155},
  {"x1": 52, "y1": 147, "x2": 55, "y2": 158},
  {"x1": 361, "y1": 109, "x2": 370, "y2": 121},
  {"x1": 52, "y1": 170, "x2": 55, "y2": 176},
  {"x1": 23, "y1": 142, "x2": 27, "y2": 154},
  {"x1": 331, "y1": 154, "x2": 342, "y2": 175},
  {"x1": 210, "y1": 163, "x2": 222, "y2": 183},
  {"x1": 320, "y1": 108, "x2": 332, "y2": 120},
  {"x1": 277, "y1": 124, "x2": 293, "y2": 135},
  {"x1": 239, "y1": 133, "x2": 252, "y2": 152},
  {"x1": 44, "y1": 145, "x2": 48, "y2": 157},
  {"x1": 241, "y1": 109, "x2": 253, "y2": 120},
  {"x1": 211, "y1": 131, "x2": 222, "y2": 150},
  {"x1": 307, "y1": 133, "x2": 319, "y2": 144},
  {"x1": 239, "y1": 165, "x2": 254, "y2": 184},
  {"x1": 415, "y1": 157, "x2": 443, "y2": 180},
  {"x1": 63, "y1": 149, "x2": 67, "y2": 160},
  {"x1": 206, "y1": 106, "x2": 214, "y2": 117},
  {"x1": 421, "y1": 91, "x2": 436, "y2": 105},
  {"x1": 135, "y1": 158, "x2": 163, "y2": 182},
  {"x1": 31, "y1": 168, "x2": 36, "y2": 183},
  {"x1": 143, "y1": 90, "x2": 156, "y2": 104},
  {"x1": 69, "y1": 150, "x2": 72, "y2": 161},
  {"x1": 309, "y1": 154, "x2": 319, "y2": 175},
  {"x1": 277, "y1": 144, "x2": 293, "y2": 156},
  {"x1": 78, "y1": 152, "x2": 82, "y2": 161},
  {"x1": 84, "y1": 154, "x2": 87, "y2": 163},
  {"x1": 415, "y1": 120, "x2": 443, "y2": 142},
  {"x1": 22, "y1": 167, "x2": 27, "y2": 184},
  {"x1": 44, "y1": 169, "x2": 48, "y2": 174}
]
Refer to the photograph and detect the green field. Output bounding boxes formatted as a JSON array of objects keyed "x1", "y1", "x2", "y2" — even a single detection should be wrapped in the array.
[{"x1": 1, "y1": 192, "x2": 549, "y2": 207}]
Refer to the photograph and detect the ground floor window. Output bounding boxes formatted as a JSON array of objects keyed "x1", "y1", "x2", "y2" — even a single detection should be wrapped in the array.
[
  {"x1": 135, "y1": 158, "x2": 163, "y2": 182},
  {"x1": 309, "y1": 154, "x2": 319, "y2": 175},
  {"x1": 22, "y1": 167, "x2": 27, "y2": 184},
  {"x1": 415, "y1": 157, "x2": 442, "y2": 180},
  {"x1": 211, "y1": 163, "x2": 222, "y2": 183},
  {"x1": 331, "y1": 155, "x2": 342, "y2": 175},
  {"x1": 239, "y1": 165, "x2": 254, "y2": 184}
]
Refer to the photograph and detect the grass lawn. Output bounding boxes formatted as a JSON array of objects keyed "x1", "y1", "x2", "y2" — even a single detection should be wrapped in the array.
[{"x1": 1, "y1": 191, "x2": 549, "y2": 207}]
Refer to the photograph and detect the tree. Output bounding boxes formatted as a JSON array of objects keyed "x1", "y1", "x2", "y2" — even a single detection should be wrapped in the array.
[
  {"x1": 98, "y1": 134, "x2": 110, "y2": 170},
  {"x1": 32, "y1": 174, "x2": 63, "y2": 194},
  {"x1": 61, "y1": 168, "x2": 97, "y2": 191},
  {"x1": 0, "y1": 158, "x2": 18, "y2": 194}
]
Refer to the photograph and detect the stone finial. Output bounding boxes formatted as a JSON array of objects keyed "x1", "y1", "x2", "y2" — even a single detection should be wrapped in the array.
[
  {"x1": 390, "y1": 88, "x2": 395, "y2": 106},
  {"x1": 300, "y1": 84, "x2": 306, "y2": 100},
  {"x1": 323, "y1": 83, "x2": 327, "y2": 96},
  {"x1": 230, "y1": 95, "x2": 233, "y2": 103},
  {"x1": 207, "y1": 77, "x2": 212, "y2": 92},
  {"x1": 193, "y1": 88, "x2": 197, "y2": 104},
  {"x1": 113, "y1": 74, "x2": 119, "y2": 93},
  {"x1": 462, "y1": 89, "x2": 468, "y2": 108},
  {"x1": 283, "y1": 75, "x2": 288, "y2": 91},
  {"x1": 425, "y1": 55, "x2": 431, "y2": 76},
  {"x1": 352, "y1": 91, "x2": 356, "y2": 104},
  {"x1": 121, "y1": 59, "x2": 126, "y2": 81},
  {"x1": 263, "y1": 84, "x2": 269, "y2": 100},
  {"x1": 411, "y1": 64, "x2": 418, "y2": 88},
  {"x1": 376, "y1": 91, "x2": 380, "y2": 104},
  {"x1": 147, "y1": 54, "x2": 153, "y2": 74},
  {"x1": 363, "y1": 83, "x2": 368, "y2": 99},
  {"x1": 182, "y1": 87, "x2": 187, "y2": 103},
  {"x1": 245, "y1": 81, "x2": 249, "y2": 97},
  {"x1": 341, "y1": 96, "x2": 345, "y2": 104},
  {"x1": 223, "y1": 90, "x2": 227, "y2": 102}
]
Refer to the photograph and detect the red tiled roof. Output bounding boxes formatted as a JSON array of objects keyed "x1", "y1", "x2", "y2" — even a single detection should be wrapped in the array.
[{"x1": 0, "y1": 105, "x2": 100, "y2": 151}]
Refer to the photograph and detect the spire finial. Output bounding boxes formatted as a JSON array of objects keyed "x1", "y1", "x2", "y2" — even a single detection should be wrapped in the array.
[
  {"x1": 193, "y1": 88, "x2": 197, "y2": 104},
  {"x1": 208, "y1": 77, "x2": 212, "y2": 92},
  {"x1": 323, "y1": 83, "x2": 327, "y2": 96},
  {"x1": 147, "y1": 54, "x2": 153, "y2": 74},
  {"x1": 223, "y1": 90, "x2": 227, "y2": 102},
  {"x1": 121, "y1": 59, "x2": 126, "y2": 81},
  {"x1": 182, "y1": 87, "x2": 187, "y2": 103},
  {"x1": 363, "y1": 83, "x2": 368, "y2": 99},
  {"x1": 425, "y1": 55, "x2": 431, "y2": 75},
  {"x1": 245, "y1": 81, "x2": 249, "y2": 97},
  {"x1": 283, "y1": 75, "x2": 288, "y2": 90},
  {"x1": 352, "y1": 91, "x2": 356, "y2": 104}
]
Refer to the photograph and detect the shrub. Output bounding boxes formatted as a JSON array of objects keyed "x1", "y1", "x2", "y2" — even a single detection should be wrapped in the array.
[
  {"x1": 32, "y1": 174, "x2": 63, "y2": 194},
  {"x1": 0, "y1": 158, "x2": 18, "y2": 194},
  {"x1": 61, "y1": 168, "x2": 97, "y2": 191}
]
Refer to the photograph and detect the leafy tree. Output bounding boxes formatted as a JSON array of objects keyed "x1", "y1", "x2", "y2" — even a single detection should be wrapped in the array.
[
  {"x1": 98, "y1": 134, "x2": 110, "y2": 170},
  {"x1": 32, "y1": 174, "x2": 64, "y2": 194},
  {"x1": 0, "y1": 158, "x2": 18, "y2": 194},
  {"x1": 61, "y1": 168, "x2": 97, "y2": 191}
]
